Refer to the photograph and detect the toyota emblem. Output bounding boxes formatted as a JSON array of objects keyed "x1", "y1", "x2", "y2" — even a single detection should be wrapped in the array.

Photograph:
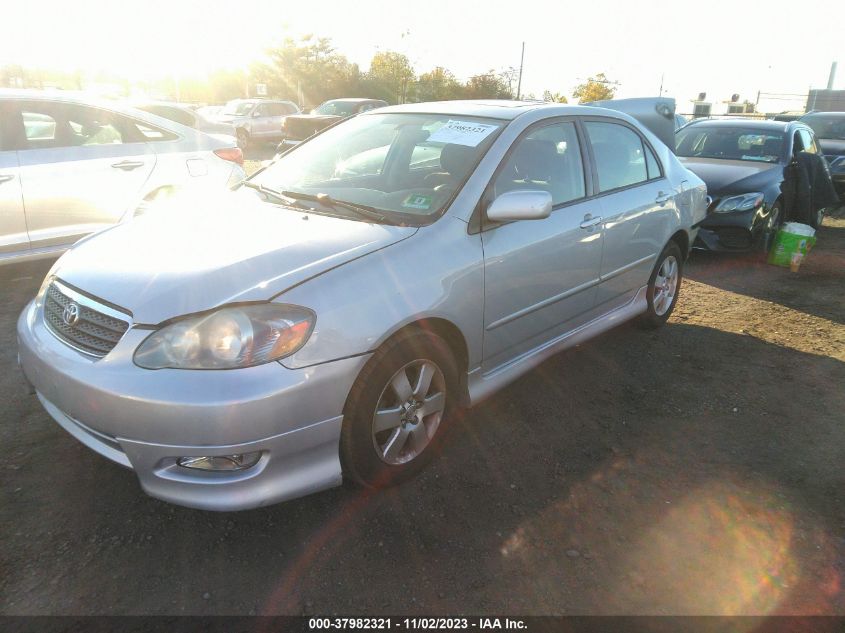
[{"x1": 62, "y1": 302, "x2": 80, "y2": 327}]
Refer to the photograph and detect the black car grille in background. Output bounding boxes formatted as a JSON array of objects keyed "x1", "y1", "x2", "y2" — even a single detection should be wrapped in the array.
[
  {"x1": 716, "y1": 227, "x2": 752, "y2": 250},
  {"x1": 44, "y1": 283, "x2": 130, "y2": 357}
]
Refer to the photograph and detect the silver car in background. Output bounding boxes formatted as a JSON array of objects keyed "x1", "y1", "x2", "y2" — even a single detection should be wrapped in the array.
[
  {"x1": 213, "y1": 98, "x2": 300, "y2": 148},
  {"x1": 131, "y1": 101, "x2": 237, "y2": 144},
  {"x1": 17, "y1": 100, "x2": 706, "y2": 510},
  {"x1": 0, "y1": 90, "x2": 245, "y2": 265}
]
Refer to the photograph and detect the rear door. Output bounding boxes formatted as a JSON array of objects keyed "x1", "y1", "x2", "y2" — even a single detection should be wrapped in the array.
[
  {"x1": 14, "y1": 100, "x2": 156, "y2": 250},
  {"x1": 481, "y1": 119, "x2": 604, "y2": 370},
  {"x1": 583, "y1": 118, "x2": 675, "y2": 310},
  {"x1": 0, "y1": 102, "x2": 28, "y2": 257}
]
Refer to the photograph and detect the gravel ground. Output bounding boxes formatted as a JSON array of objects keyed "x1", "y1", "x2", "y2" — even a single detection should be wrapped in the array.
[{"x1": 1, "y1": 198, "x2": 843, "y2": 616}]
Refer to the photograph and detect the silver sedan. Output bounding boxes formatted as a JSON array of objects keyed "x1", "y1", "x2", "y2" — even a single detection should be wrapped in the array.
[{"x1": 17, "y1": 100, "x2": 707, "y2": 510}]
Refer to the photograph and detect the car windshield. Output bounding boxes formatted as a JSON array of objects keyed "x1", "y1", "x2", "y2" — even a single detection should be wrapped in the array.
[
  {"x1": 314, "y1": 100, "x2": 358, "y2": 116},
  {"x1": 801, "y1": 115, "x2": 845, "y2": 140},
  {"x1": 222, "y1": 100, "x2": 255, "y2": 116},
  {"x1": 675, "y1": 126, "x2": 785, "y2": 163},
  {"x1": 250, "y1": 112, "x2": 504, "y2": 223}
]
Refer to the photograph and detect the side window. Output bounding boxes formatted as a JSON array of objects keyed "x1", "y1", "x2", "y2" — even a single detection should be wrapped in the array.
[
  {"x1": 798, "y1": 129, "x2": 818, "y2": 155},
  {"x1": 132, "y1": 122, "x2": 179, "y2": 142},
  {"x1": 585, "y1": 121, "x2": 649, "y2": 192},
  {"x1": 19, "y1": 103, "x2": 126, "y2": 149},
  {"x1": 255, "y1": 104, "x2": 269, "y2": 117},
  {"x1": 23, "y1": 111, "x2": 57, "y2": 144},
  {"x1": 645, "y1": 144, "x2": 661, "y2": 180},
  {"x1": 63, "y1": 106, "x2": 124, "y2": 146},
  {"x1": 792, "y1": 131, "x2": 805, "y2": 155},
  {"x1": 492, "y1": 121, "x2": 586, "y2": 206}
]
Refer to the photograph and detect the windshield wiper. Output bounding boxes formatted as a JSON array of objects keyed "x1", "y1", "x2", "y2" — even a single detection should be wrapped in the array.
[
  {"x1": 280, "y1": 190, "x2": 388, "y2": 223},
  {"x1": 242, "y1": 182, "x2": 311, "y2": 209}
]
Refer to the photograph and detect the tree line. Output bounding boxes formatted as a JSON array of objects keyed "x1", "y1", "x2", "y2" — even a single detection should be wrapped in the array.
[{"x1": 1, "y1": 35, "x2": 617, "y2": 107}]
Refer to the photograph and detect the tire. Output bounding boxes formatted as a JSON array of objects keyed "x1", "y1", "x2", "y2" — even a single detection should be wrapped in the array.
[
  {"x1": 341, "y1": 329, "x2": 460, "y2": 488},
  {"x1": 236, "y1": 128, "x2": 250, "y2": 150},
  {"x1": 760, "y1": 200, "x2": 783, "y2": 254},
  {"x1": 638, "y1": 241, "x2": 683, "y2": 329}
]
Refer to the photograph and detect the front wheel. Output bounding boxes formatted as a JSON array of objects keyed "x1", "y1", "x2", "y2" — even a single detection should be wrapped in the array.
[
  {"x1": 341, "y1": 330, "x2": 459, "y2": 488},
  {"x1": 638, "y1": 242, "x2": 683, "y2": 329},
  {"x1": 760, "y1": 201, "x2": 783, "y2": 253},
  {"x1": 236, "y1": 129, "x2": 250, "y2": 150}
]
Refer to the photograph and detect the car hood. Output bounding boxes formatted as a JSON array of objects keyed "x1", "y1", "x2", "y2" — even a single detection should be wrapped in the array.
[
  {"x1": 677, "y1": 157, "x2": 783, "y2": 196},
  {"x1": 53, "y1": 191, "x2": 417, "y2": 324},
  {"x1": 819, "y1": 138, "x2": 845, "y2": 157}
]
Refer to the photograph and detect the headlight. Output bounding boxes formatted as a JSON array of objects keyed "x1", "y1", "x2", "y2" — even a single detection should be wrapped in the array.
[
  {"x1": 134, "y1": 304, "x2": 315, "y2": 370},
  {"x1": 713, "y1": 192, "x2": 764, "y2": 213}
]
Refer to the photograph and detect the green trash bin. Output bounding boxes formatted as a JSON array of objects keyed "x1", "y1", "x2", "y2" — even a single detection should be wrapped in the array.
[{"x1": 768, "y1": 222, "x2": 816, "y2": 271}]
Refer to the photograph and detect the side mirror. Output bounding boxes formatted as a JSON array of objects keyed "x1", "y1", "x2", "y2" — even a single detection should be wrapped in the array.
[
  {"x1": 487, "y1": 190, "x2": 553, "y2": 222},
  {"x1": 252, "y1": 110, "x2": 261, "y2": 118}
]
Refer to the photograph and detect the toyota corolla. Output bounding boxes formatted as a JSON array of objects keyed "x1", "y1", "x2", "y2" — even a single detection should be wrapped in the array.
[{"x1": 18, "y1": 100, "x2": 706, "y2": 510}]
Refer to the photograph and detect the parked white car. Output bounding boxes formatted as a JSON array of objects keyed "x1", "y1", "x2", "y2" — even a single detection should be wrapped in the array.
[{"x1": 0, "y1": 90, "x2": 245, "y2": 265}]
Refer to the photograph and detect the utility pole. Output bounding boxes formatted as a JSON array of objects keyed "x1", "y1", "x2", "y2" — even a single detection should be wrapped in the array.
[
  {"x1": 516, "y1": 42, "x2": 525, "y2": 100},
  {"x1": 659, "y1": 73, "x2": 664, "y2": 97}
]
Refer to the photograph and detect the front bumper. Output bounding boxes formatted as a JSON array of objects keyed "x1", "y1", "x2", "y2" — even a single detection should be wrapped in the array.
[
  {"x1": 17, "y1": 299, "x2": 369, "y2": 511},
  {"x1": 693, "y1": 206, "x2": 765, "y2": 252}
]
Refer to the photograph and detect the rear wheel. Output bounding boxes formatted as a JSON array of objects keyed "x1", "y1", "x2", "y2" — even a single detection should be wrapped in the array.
[
  {"x1": 638, "y1": 242, "x2": 683, "y2": 329},
  {"x1": 341, "y1": 330, "x2": 459, "y2": 488}
]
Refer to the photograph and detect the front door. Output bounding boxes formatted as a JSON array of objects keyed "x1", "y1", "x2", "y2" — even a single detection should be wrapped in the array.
[
  {"x1": 481, "y1": 119, "x2": 604, "y2": 370},
  {"x1": 13, "y1": 101, "x2": 156, "y2": 250}
]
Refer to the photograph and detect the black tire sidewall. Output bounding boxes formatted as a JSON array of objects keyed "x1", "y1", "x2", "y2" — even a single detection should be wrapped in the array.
[
  {"x1": 761, "y1": 201, "x2": 783, "y2": 253},
  {"x1": 340, "y1": 330, "x2": 460, "y2": 488},
  {"x1": 640, "y1": 241, "x2": 684, "y2": 329}
]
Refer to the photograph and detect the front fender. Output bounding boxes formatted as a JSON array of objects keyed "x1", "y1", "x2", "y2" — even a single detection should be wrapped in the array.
[{"x1": 277, "y1": 217, "x2": 485, "y2": 371}]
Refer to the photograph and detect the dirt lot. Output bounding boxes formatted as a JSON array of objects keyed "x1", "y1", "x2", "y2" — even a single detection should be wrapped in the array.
[{"x1": 1, "y1": 205, "x2": 844, "y2": 616}]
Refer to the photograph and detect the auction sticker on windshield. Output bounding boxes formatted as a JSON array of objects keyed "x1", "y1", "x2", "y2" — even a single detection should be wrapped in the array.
[{"x1": 428, "y1": 120, "x2": 498, "y2": 147}]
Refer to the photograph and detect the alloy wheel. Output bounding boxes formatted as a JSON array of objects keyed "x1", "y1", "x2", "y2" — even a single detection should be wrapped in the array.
[
  {"x1": 371, "y1": 359, "x2": 446, "y2": 465},
  {"x1": 653, "y1": 255, "x2": 679, "y2": 316}
]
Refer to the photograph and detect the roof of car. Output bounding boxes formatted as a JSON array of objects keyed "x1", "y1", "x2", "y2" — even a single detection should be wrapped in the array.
[
  {"x1": 801, "y1": 111, "x2": 845, "y2": 119},
  {"x1": 682, "y1": 117, "x2": 794, "y2": 132},
  {"x1": 325, "y1": 98, "x2": 387, "y2": 104},
  {"x1": 371, "y1": 99, "x2": 619, "y2": 121}
]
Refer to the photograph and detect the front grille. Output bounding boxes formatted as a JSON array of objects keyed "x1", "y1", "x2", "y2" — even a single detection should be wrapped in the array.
[
  {"x1": 44, "y1": 282, "x2": 130, "y2": 357},
  {"x1": 716, "y1": 227, "x2": 752, "y2": 250}
]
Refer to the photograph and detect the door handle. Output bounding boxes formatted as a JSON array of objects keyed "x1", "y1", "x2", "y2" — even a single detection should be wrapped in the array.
[
  {"x1": 580, "y1": 214, "x2": 603, "y2": 229},
  {"x1": 0, "y1": 174, "x2": 14, "y2": 184},
  {"x1": 655, "y1": 191, "x2": 672, "y2": 205},
  {"x1": 111, "y1": 160, "x2": 145, "y2": 171}
]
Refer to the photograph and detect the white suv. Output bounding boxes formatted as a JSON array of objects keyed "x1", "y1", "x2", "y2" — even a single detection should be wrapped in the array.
[{"x1": 0, "y1": 90, "x2": 245, "y2": 266}]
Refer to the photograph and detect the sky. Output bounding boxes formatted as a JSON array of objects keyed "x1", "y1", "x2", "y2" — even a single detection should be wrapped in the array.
[{"x1": 1, "y1": 0, "x2": 842, "y2": 113}]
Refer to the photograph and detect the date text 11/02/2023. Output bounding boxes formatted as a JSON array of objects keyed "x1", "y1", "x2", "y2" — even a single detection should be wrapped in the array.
[{"x1": 308, "y1": 618, "x2": 528, "y2": 630}]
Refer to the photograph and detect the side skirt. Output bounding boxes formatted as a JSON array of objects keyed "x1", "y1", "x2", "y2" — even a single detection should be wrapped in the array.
[{"x1": 466, "y1": 285, "x2": 649, "y2": 406}]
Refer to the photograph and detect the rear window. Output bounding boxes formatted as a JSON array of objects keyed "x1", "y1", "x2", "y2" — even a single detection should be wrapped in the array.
[{"x1": 801, "y1": 115, "x2": 845, "y2": 140}]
